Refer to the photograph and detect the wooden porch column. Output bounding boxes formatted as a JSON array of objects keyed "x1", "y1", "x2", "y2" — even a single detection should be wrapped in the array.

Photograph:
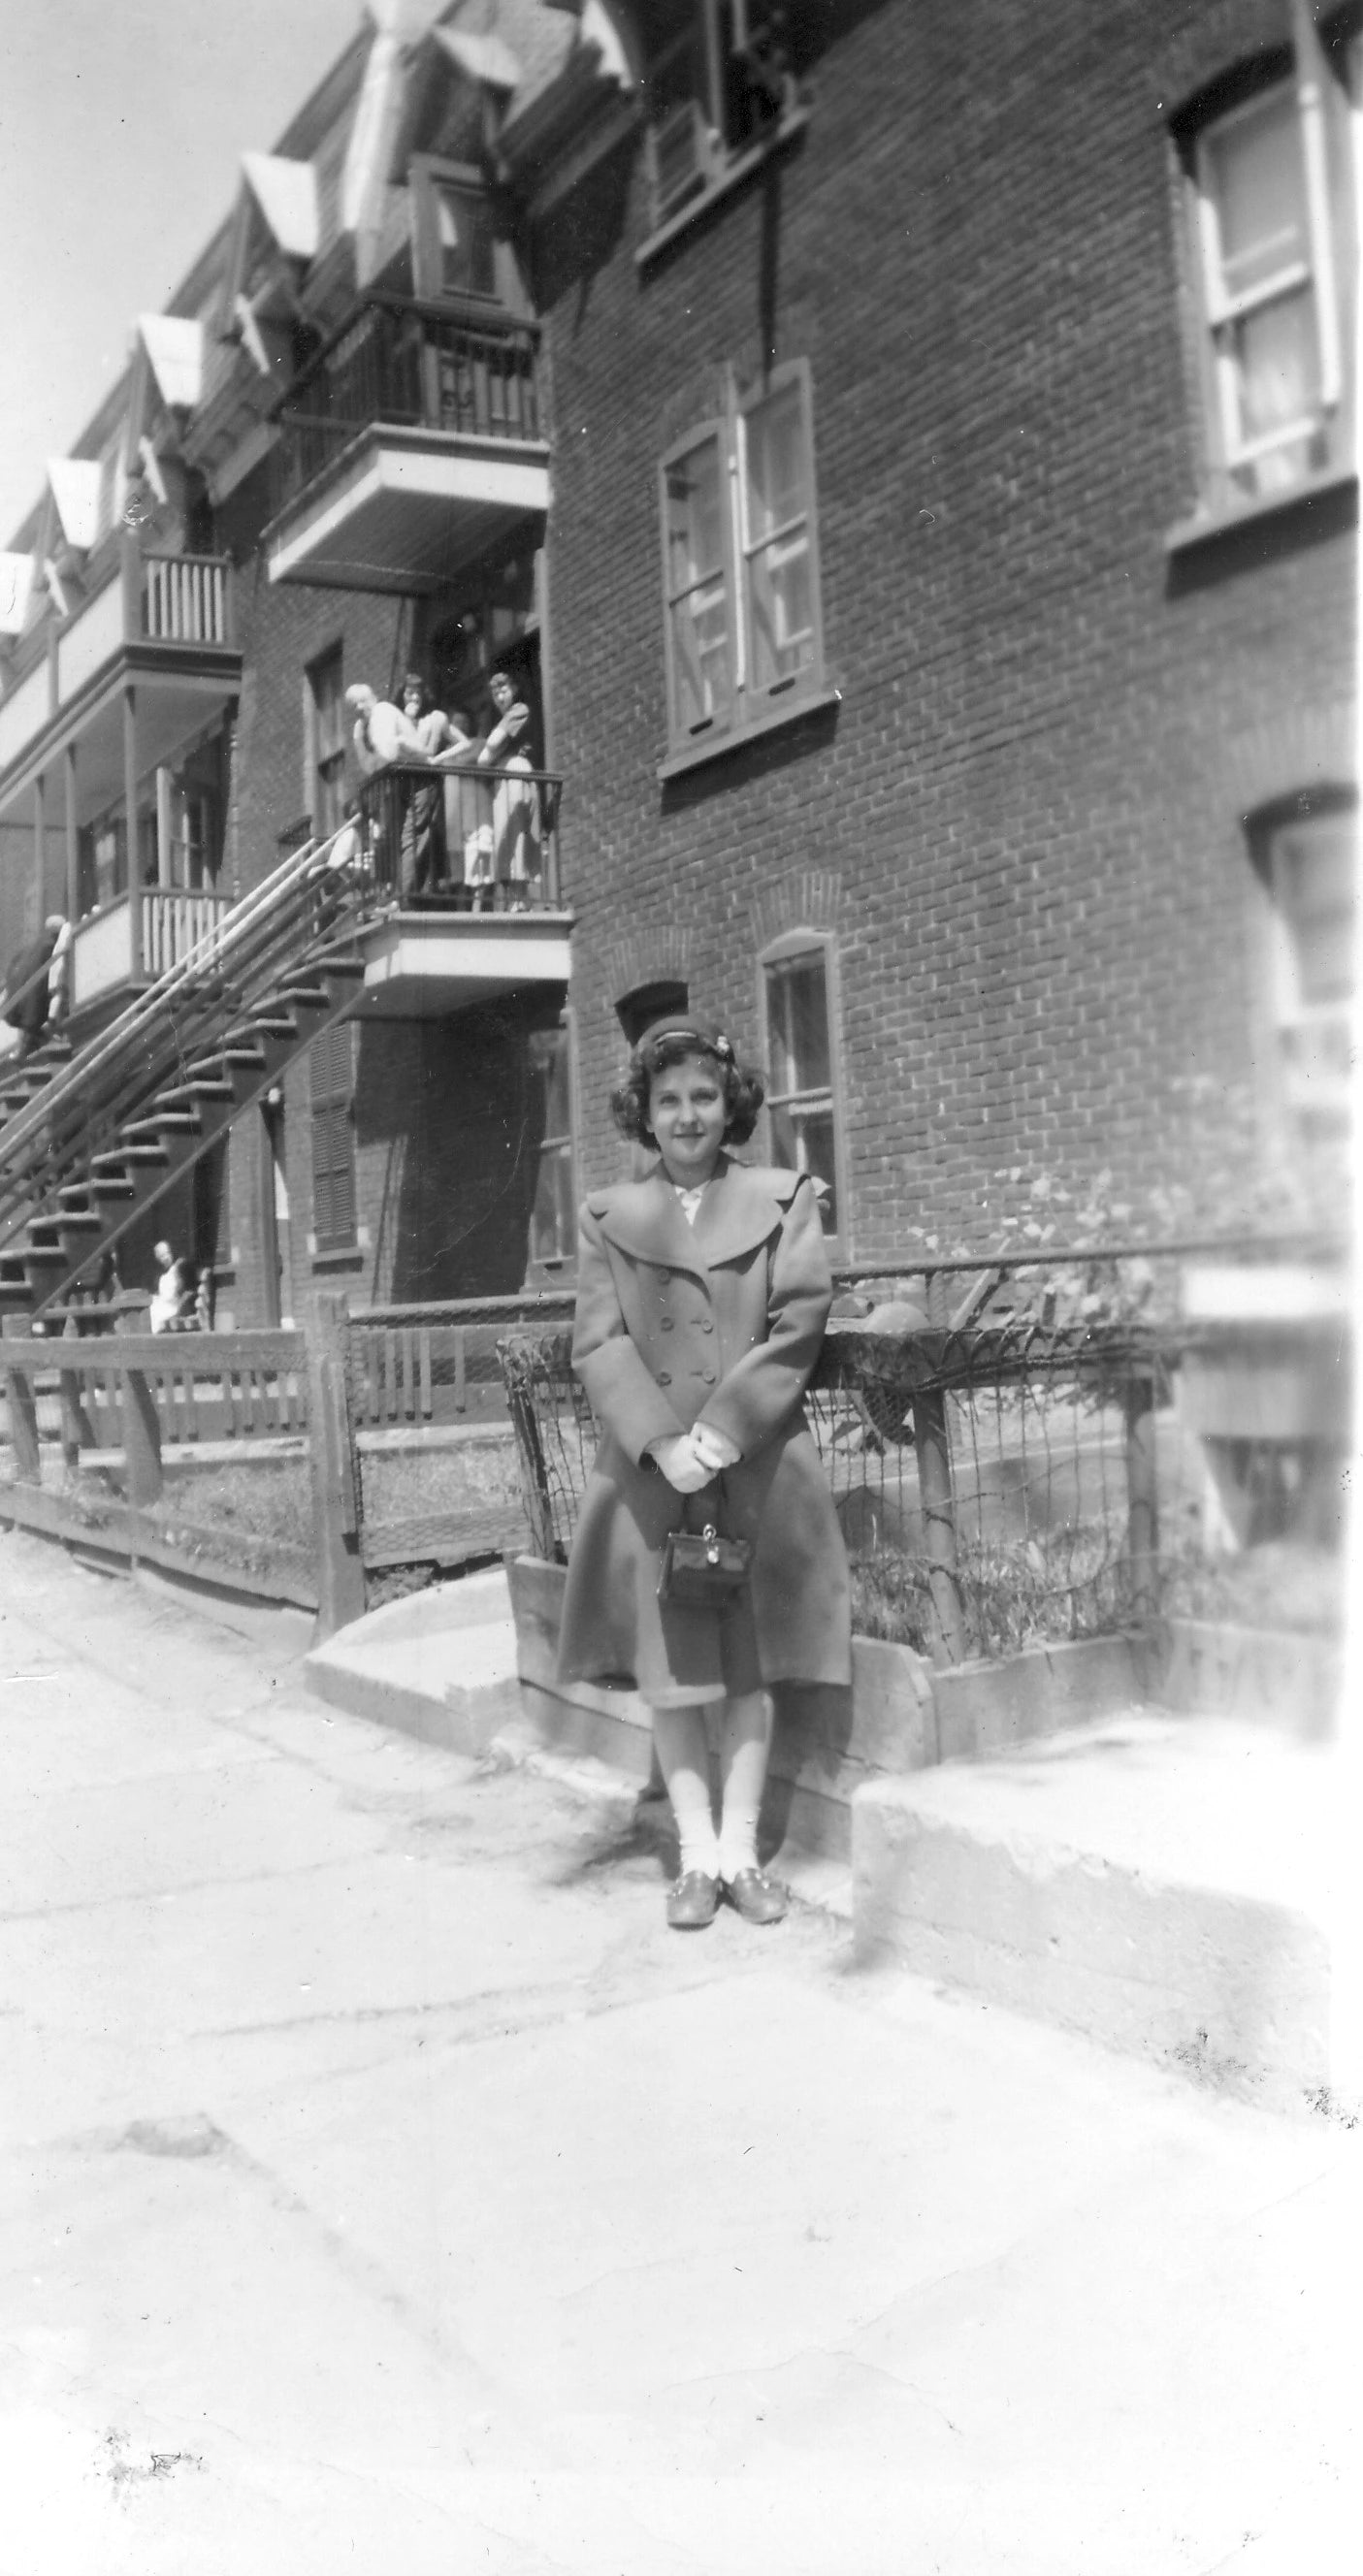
[
  {"x1": 122, "y1": 682, "x2": 143, "y2": 979},
  {"x1": 64, "y1": 743, "x2": 80, "y2": 922},
  {"x1": 32, "y1": 772, "x2": 46, "y2": 933},
  {"x1": 156, "y1": 765, "x2": 175, "y2": 887}
]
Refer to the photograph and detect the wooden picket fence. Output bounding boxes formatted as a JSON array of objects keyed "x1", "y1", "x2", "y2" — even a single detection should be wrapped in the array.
[{"x1": 0, "y1": 1290, "x2": 572, "y2": 1623}]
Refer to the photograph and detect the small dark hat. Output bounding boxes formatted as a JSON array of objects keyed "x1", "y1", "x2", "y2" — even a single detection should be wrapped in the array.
[{"x1": 633, "y1": 1013, "x2": 736, "y2": 1065}]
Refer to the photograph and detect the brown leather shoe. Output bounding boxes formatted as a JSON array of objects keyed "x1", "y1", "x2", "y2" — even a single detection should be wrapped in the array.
[
  {"x1": 723, "y1": 1868, "x2": 788, "y2": 1925},
  {"x1": 666, "y1": 1871, "x2": 720, "y2": 1930}
]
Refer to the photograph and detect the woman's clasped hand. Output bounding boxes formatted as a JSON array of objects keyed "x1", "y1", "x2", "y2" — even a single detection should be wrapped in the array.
[{"x1": 648, "y1": 1420, "x2": 741, "y2": 1492}]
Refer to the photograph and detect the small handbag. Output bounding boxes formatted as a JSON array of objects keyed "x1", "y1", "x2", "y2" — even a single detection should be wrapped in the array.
[{"x1": 657, "y1": 1479, "x2": 753, "y2": 1607}]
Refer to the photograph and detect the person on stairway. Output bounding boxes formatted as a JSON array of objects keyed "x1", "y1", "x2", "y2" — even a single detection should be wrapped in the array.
[
  {"x1": 2, "y1": 915, "x2": 67, "y2": 1059},
  {"x1": 148, "y1": 1240, "x2": 198, "y2": 1335}
]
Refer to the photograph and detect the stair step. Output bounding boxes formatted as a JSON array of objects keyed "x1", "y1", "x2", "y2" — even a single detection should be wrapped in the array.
[
  {"x1": 151, "y1": 1079, "x2": 234, "y2": 1112},
  {"x1": 122, "y1": 1111, "x2": 201, "y2": 1143},
  {"x1": 243, "y1": 1014, "x2": 301, "y2": 1042},
  {"x1": 88, "y1": 1175, "x2": 137, "y2": 1206},
  {"x1": 218, "y1": 1045, "x2": 269, "y2": 1069},
  {"x1": 276, "y1": 982, "x2": 332, "y2": 1009},
  {"x1": 91, "y1": 1143, "x2": 169, "y2": 1175}
]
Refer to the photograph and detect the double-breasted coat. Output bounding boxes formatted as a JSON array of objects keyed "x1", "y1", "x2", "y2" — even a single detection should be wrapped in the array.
[{"x1": 556, "y1": 1154, "x2": 852, "y2": 1707}]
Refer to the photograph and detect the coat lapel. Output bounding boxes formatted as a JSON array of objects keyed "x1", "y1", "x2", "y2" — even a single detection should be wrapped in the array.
[
  {"x1": 690, "y1": 1157, "x2": 793, "y2": 1266},
  {"x1": 591, "y1": 1157, "x2": 800, "y2": 1275},
  {"x1": 591, "y1": 1169, "x2": 703, "y2": 1271}
]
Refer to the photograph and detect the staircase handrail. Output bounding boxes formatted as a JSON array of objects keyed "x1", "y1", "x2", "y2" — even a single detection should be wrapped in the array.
[{"x1": 0, "y1": 823, "x2": 369, "y2": 1245}]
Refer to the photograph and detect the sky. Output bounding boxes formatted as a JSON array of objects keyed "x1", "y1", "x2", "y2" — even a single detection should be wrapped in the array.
[{"x1": 0, "y1": 0, "x2": 374, "y2": 542}]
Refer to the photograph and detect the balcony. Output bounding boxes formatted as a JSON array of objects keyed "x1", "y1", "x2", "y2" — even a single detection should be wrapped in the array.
[
  {"x1": 67, "y1": 886, "x2": 234, "y2": 1014},
  {"x1": 0, "y1": 538, "x2": 240, "y2": 828},
  {"x1": 346, "y1": 759, "x2": 573, "y2": 1017},
  {"x1": 262, "y1": 297, "x2": 549, "y2": 595}
]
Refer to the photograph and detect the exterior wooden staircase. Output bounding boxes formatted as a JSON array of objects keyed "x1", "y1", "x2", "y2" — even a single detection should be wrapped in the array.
[{"x1": 0, "y1": 834, "x2": 372, "y2": 1321}]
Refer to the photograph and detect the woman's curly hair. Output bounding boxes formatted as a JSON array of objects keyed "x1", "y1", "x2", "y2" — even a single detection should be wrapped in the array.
[{"x1": 610, "y1": 1031, "x2": 765, "y2": 1148}]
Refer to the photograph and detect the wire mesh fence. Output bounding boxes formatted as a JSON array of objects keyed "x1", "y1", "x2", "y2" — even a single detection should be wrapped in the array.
[{"x1": 497, "y1": 1297, "x2": 1166, "y2": 1665}]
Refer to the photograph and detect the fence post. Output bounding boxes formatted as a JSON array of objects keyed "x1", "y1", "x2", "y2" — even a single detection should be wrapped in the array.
[
  {"x1": 911, "y1": 1382, "x2": 971, "y2": 1666},
  {"x1": 120, "y1": 1365, "x2": 164, "y2": 1506},
  {"x1": 1124, "y1": 1364, "x2": 1159, "y2": 1627},
  {"x1": 2, "y1": 1322, "x2": 42, "y2": 1486},
  {"x1": 58, "y1": 1358, "x2": 97, "y2": 1473},
  {"x1": 307, "y1": 1291, "x2": 366, "y2": 1640},
  {"x1": 500, "y1": 1339, "x2": 557, "y2": 1562}
]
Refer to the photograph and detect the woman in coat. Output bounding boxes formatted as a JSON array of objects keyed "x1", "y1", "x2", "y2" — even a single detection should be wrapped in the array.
[{"x1": 557, "y1": 1014, "x2": 851, "y2": 1930}]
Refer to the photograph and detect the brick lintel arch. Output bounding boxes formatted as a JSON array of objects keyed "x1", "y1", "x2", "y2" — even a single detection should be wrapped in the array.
[
  {"x1": 1227, "y1": 699, "x2": 1357, "y2": 824},
  {"x1": 748, "y1": 868, "x2": 843, "y2": 951}
]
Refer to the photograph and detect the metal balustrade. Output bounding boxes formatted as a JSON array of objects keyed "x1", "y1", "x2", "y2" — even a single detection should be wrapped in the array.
[
  {"x1": 270, "y1": 296, "x2": 543, "y2": 516},
  {"x1": 356, "y1": 759, "x2": 564, "y2": 910}
]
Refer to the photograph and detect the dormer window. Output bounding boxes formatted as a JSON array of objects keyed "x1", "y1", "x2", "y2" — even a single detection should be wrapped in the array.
[
  {"x1": 436, "y1": 180, "x2": 496, "y2": 298},
  {"x1": 412, "y1": 159, "x2": 499, "y2": 303}
]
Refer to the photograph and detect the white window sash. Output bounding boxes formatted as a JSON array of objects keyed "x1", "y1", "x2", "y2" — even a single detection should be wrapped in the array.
[
  {"x1": 1294, "y1": 13, "x2": 1342, "y2": 405},
  {"x1": 730, "y1": 416, "x2": 748, "y2": 692},
  {"x1": 1196, "y1": 59, "x2": 1345, "y2": 475}
]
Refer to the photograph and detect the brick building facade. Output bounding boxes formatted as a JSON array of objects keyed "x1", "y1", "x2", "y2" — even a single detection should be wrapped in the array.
[
  {"x1": 525, "y1": 0, "x2": 1356, "y2": 1261},
  {"x1": 0, "y1": 0, "x2": 1355, "y2": 1324}
]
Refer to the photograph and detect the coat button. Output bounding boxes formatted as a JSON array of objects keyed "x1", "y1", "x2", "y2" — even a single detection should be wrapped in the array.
[
  {"x1": 699, "y1": 1318, "x2": 714, "y2": 1334},
  {"x1": 654, "y1": 1268, "x2": 670, "y2": 1283},
  {"x1": 658, "y1": 1371, "x2": 672, "y2": 1386},
  {"x1": 701, "y1": 1369, "x2": 716, "y2": 1384},
  {"x1": 660, "y1": 1316, "x2": 674, "y2": 1331}
]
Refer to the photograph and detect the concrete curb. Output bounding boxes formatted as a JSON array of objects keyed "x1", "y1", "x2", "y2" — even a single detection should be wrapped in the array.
[{"x1": 852, "y1": 1711, "x2": 1345, "y2": 2113}]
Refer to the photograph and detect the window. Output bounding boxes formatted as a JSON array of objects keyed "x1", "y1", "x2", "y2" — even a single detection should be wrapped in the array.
[
  {"x1": 643, "y1": 1, "x2": 797, "y2": 229},
  {"x1": 1266, "y1": 806, "x2": 1355, "y2": 1135},
  {"x1": 761, "y1": 938, "x2": 843, "y2": 1235},
  {"x1": 1185, "y1": 37, "x2": 1354, "y2": 509},
  {"x1": 527, "y1": 1024, "x2": 576, "y2": 1271},
  {"x1": 309, "y1": 1020, "x2": 357, "y2": 1253},
  {"x1": 308, "y1": 646, "x2": 345, "y2": 838},
  {"x1": 412, "y1": 160, "x2": 499, "y2": 304},
  {"x1": 661, "y1": 362, "x2": 824, "y2": 757}
]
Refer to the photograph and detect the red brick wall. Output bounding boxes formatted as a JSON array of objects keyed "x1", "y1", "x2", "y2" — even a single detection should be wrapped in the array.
[{"x1": 538, "y1": 0, "x2": 1356, "y2": 1255}]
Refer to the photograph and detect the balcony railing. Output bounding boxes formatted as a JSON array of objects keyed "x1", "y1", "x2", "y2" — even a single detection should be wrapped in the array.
[
  {"x1": 141, "y1": 551, "x2": 232, "y2": 647},
  {"x1": 355, "y1": 759, "x2": 564, "y2": 912},
  {"x1": 0, "y1": 539, "x2": 238, "y2": 789},
  {"x1": 70, "y1": 886, "x2": 233, "y2": 1012},
  {"x1": 270, "y1": 296, "x2": 543, "y2": 518}
]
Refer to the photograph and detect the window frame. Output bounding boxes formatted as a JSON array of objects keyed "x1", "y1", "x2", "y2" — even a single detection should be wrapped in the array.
[
  {"x1": 1179, "y1": 33, "x2": 1355, "y2": 526},
  {"x1": 409, "y1": 155, "x2": 505, "y2": 310},
  {"x1": 757, "y1": 928, "x2": 849, "y2": 1255},
  {"x1": 639, "y1": 1, "x2": 804, "y2": 244},
  {"x1": 658, "y1": 360, "x2": 828, "y2": 769},
  {"x1": 524, "y1": 1013, "x2": 579, "y2": 1280},
  {"x1": 1262, "y1": 801, "x2": 1355, "y2": 1138},
  {"x1": 305, "y1": 642, "x2": 345, "y2": 840},
  {"x1": 308, "y1": 1018, "x2": 358, "y2": 1257}
]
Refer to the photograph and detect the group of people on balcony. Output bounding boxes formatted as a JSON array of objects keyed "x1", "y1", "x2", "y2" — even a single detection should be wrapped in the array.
[{"x1": 342, "y1": 665, "x2": 543, "y2": 910}]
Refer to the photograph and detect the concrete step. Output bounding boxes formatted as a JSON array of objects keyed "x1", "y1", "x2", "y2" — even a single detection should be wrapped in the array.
[
  {"x1": 304, "y1": 1567, "x2": 522, "y2": 1753},
  {"x1": 853, "y1": 1709, "x2": 1345, "y2": 2114}
]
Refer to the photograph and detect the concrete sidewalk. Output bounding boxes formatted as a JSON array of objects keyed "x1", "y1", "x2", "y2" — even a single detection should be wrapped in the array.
[{"x1": 0, "y1": 1528, "x2": 1357, "y2": 2575}]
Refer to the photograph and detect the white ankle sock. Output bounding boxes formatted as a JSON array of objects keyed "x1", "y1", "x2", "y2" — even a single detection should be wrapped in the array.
[
  {"x1": 652, "y1": 1705, "x2": 720, "y2": 1878},
  {"x1": 717, "y1": 1691, "x2": 770, "y2": 1881}
]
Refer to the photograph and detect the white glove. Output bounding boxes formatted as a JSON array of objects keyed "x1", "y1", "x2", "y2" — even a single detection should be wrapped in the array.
[
  {"x1": 689, "y1": 1421, "x2": 740, "y2": 1474},
  {"x1": 648, "y1": 1433, "x2": 714, "y2": 1494}
]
